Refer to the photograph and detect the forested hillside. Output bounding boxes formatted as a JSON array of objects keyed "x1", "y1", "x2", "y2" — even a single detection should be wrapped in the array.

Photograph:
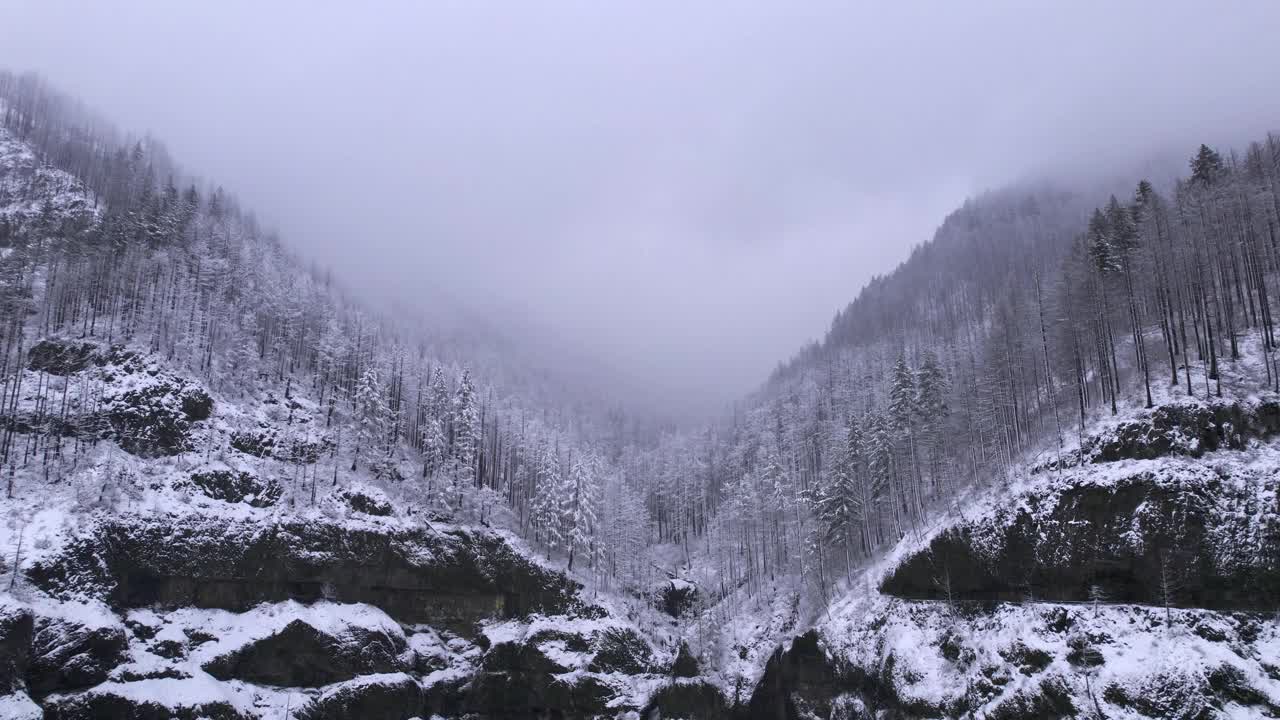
[
  {"x1": 0, "y1": 70, "x2": 652, "y2": 590},
  {"x1": 1, "y1": 67, "x2": 1278, "y2": 719},
  {"x1": 615, "y1": 116, "x2": 1280, "y2": 694}
]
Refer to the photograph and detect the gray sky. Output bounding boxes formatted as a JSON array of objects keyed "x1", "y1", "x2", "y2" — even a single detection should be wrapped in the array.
[{"x1": 6, "y1": 2, "x2": 1280, "y2": 417}]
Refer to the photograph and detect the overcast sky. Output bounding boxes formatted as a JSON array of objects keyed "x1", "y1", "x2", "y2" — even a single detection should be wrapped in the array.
[{"x1": 5, "y1": 2, "x2": 1280, "y2": 416}]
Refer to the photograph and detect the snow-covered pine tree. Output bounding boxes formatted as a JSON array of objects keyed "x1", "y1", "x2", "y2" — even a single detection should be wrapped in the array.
[
  {"x1": 567, "y1": 451, "x2": 600, "y2": 572},
  {"x1": 450, "y1": 369, "x2": 480, "y2": 509},
  {"x1": 815, "y1": 417, "x2": 860, "y2": 574},
  {"x1": 351, "y1": 365, "x2": 388, "y2": 474},
  {"x1": 915, "y1": 350, "x2": 949, "y2": 493}
]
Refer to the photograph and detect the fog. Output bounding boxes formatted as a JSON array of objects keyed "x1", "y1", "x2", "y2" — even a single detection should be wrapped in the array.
[{"x1": 6, "y1": 2, "x2": 1280, "y2": 417}]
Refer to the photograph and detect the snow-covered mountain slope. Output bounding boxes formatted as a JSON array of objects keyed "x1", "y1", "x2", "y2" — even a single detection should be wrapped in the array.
[
  {"x1": 747, "y1": 387, "x2": 1280, "y2": 720},
  {"x1": 0, "y1": 336, "x2": 729, "y2": 719},
  {"x1": 0, "y1": 81, "x2": 717, "y2": 719}
]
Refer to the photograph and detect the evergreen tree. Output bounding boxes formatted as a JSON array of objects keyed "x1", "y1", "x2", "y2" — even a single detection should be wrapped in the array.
[
  {"x1": 888, "y1": 355, "x2": 917, "y2": 430},
  {"x1": 451, "y1": 369, "x2": 480, "y2": 499},
  {"x1": 815, "y1": 417, "x2": 861, "y2": 573},
  {"x1": 1190, "y1": 144, "x2": 1225, "y2": 186},
  {"x1": 352, "y1": 366, "x2": 388, "y2": 473},
  {"x1": 567, "y1": 452, "x2": 601, "y2": 571}
]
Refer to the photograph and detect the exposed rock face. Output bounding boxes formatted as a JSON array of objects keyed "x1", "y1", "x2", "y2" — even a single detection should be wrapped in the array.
[
  {"x1": 180, "y1": 470, "x2": 282, "y2": 508},
  {"x1": 881, "y1": 466, "x2": 1280, "y2": 610},
  {"x1": 747, "y1": 631, "x2": 842, "y2": 720},
  {"x1": 12, "y1": 508, "x2": 688, "y2": 719},
  {"x1": 460, "y1": 617, "x2": 662, "y2": 717},
  {"x1": 656, "y1": 578, "x2": 698, "y2": 617},
  {"x1": 27, "y1": 514, "x2": 582, "y2": 633},
  {"x1": 750, "y1": 601, "x2": 1280, "y2": 720},
  {"x1": 296, "y1": 673, "x2": 423, "y2": 720},
  {"x1": 587, "y1": 626, "x2": 654, "y2": 674},
  {"x1": 20, "y1": 342, "x2": 215, "y2": 457},
  {"x1": 0, "y1": 604, "x2": 33, "y2": 693},
  {"x1": 231, "y1": 425, "x2": 331, "y2": 464},
  {"x1": 333, "y1": 485, "x2": 394, "y2": 516},
  {"x1": 25, "y1": 608, "x2": 128, "y2": 698},
  {"x1": 1082, "y1": 399, "x2": 1280, "y2": 463},
  {"x1": 42, "y1": 679, "x2": 250, "y2": 720},
  {"x1": 671, "y1": 641, "x2": 700, "y2": 678},
  {"x1": 645, "y1": 680, "x2": 729, "y2": 720},
  {"x1": 203, "y1": 618, "x2": 407, "y2": 686},
  {"x1": 27, "y1": 340, "x2": 97, "y2": 375}
]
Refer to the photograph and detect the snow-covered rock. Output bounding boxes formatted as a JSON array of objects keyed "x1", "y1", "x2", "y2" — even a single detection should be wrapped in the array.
[
  {"x1": 25, "y1": 600, "x2": 128, "y2": 698},
  {"x1": 753, "y1": 599, "x2": 1280, "y2": 719},
  {"x1": 42, "y1": 676, "x2": 251, "y2": 720},
  {"x1": 881, "y1": 450, "x2": 1280, "y2": 609},
  {"x1": 202, "y1": 611, "x2": 408, "y2": 687},
  {"x1": 295, "y1": 672, "x2": 422, "y2": 720},
  {"x1": 26, "y1": 512, "x2": 584, "y2": 632},
  {"x1": 0, "y1": 601, "x2": 33, "y2": 693}
]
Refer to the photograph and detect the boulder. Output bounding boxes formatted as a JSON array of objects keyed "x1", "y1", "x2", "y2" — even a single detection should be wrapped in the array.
[
  {"x1": 296, "y1": 673, "x2": 423, "y2": 720},
  {"x1": 203, "y1": 618, "x2": 407, "y2": 687}
]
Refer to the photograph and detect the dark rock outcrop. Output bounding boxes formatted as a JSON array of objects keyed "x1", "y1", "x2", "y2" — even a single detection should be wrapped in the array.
[
  {"x1": 656, "y1": 578, "x2": 698, "y2": 617},
  {"x1": 747, "y1": 631, "x2": 841, "y2": 720},
  {"x1": 671, "y1": 641, "x2": 700, "y2": 678},
  {"x1": 880, "y1": 470, "x2": 1280, "y2": 610},
  {"x1": 231, "y1": 426, "x2": 330, "y2": 464},
  {"x1": 296, "y1": 673, "x2": 423, "y2": 720},
  {"x1": 13, "y1": 343, "x2": 213, "y2": 456},
  {"x1": 333, "y1": 486, "x2": 393, "y2": 516},
  {"x1": 464, "y1": 667, "x2": 628, "y2": 718},
  {"x1": 27, "y1": 514, "x2": 583, "y2": 633},
  {"x1": 104, "y1": 380, "x2": 212, "y2": 457},
  {"x1": 587, "y1": 626, "x2": 654, "y2": 674},
  {"x1": 43, "y1": 683, "x2": 249, "y2": 720},
  {"x1": 645, "y1": 680, "x2": 728, "y2": 720},
  {"x1": 1082, "y1": 399, "x2": 1280, "y2": 463},
  {"x1": 0, "y1": 605, "x2": 33, "y2": 693},
  {"x1": 25, "y1": 611, "x2": 127, "y2": 698},
  {"x1": 27, "y1": 340, "x2": 97, "y2": 375},
  {"x1": 203, "y1": 618, "x2": 407, "y2": 687},
  {"x1": 180, "y1": 470, "x2": 281, "y2": 508}
]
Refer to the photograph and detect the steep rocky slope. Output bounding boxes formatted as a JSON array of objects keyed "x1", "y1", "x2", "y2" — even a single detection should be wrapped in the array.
[
  {"x1": 746, "y1": 395, "x2": 1280, "y2": 720},
  {"x1": 0, "y1": 338, "x2": 735, "y2": 719}
]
